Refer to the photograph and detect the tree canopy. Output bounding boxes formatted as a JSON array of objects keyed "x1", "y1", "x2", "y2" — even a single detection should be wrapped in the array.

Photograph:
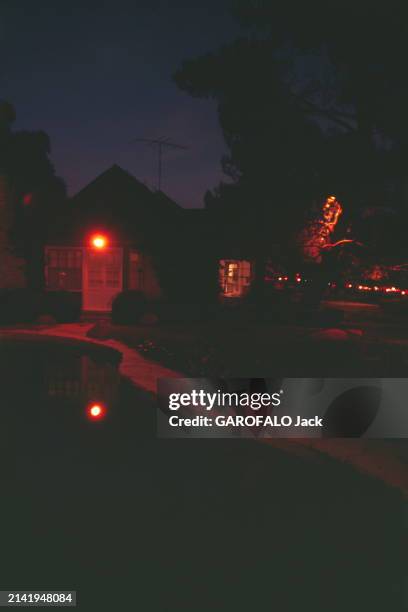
[
  {"x1": 0, "y1": 100, "x2": 67, "y2": 285},
  {"x1": 174, "y1": 1, "x2": 408, "y2": 250}
]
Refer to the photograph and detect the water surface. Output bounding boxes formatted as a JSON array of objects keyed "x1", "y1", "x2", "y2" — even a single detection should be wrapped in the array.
[{"x1": 0, "y1": 339, "x2": 406, "y2": 611}]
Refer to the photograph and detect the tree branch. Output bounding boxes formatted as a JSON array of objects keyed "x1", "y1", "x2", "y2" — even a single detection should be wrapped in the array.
[{"x1": 289, "y1": 91, "x2": 357, "y2": 132}]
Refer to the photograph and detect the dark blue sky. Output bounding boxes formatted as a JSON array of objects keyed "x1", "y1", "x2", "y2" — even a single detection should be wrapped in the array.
[{"x1": 1, "y1": 1, "x2": 242, "y2": 207}]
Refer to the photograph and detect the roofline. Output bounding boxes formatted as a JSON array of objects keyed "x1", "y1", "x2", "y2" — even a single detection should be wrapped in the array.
[{"x1": 69, "y1": 164, "x2": 152, "y2": 201}]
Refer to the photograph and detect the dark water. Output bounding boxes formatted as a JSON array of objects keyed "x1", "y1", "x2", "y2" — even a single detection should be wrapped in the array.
[{"x1": 0, "y1": 339, "x2": 406, "y2": 611}]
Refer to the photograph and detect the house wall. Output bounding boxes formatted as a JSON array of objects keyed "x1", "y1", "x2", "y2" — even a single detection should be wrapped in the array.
[
  {"x1": 45, "y1": 245, "x2": 163, "y2": 310},
  {"x1": 128, "y1": 250, "x2": 162, "y2": 299}
]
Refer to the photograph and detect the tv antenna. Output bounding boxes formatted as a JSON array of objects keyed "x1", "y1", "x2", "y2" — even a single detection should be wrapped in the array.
[{"x1": 130, "y1": 136, "x2": 188, "y2": 191}]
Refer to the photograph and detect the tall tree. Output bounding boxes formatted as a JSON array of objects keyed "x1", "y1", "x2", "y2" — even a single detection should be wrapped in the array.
[
  {"x1": 0, "y1": 100, "x2": 66, "y2": 288},
  {"x1": 174, "y1": 1, "x2": 408, "y2": 256},
  {"x1": 175, "y1": 38, "x2": 327, "y2": 236},
  {"x1": 231, "y1": 0, "x2": 408, "y2": 207}
]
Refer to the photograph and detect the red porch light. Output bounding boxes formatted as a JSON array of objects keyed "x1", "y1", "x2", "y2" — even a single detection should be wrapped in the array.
[{"x1": 90, "y1": 234, "x2": 108, "y2": 249}]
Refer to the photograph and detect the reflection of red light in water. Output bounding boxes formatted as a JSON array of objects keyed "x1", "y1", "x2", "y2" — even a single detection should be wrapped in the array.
[{"x1": 87, "y1": 403, "x2": 107, "y2": 421}]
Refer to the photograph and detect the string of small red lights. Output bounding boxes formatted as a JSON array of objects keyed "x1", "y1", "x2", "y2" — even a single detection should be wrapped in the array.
[{"x1": 273, "y1": 274, "x2": 408, "y2": 297}]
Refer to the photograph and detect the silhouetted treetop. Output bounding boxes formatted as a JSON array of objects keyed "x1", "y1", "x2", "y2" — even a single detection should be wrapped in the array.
[
  {"x1": 0, "y1": 102, "x2": 67, "y2": 286},
  {"x1": 174, "y1": 2, "x2": 407, "y2": 227},
  {"x1": 231, "y1": 0, "x2": 408, "y2": 145}
]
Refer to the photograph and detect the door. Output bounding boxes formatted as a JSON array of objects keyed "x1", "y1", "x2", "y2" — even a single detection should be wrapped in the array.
[{"x1": 83, "y1": 247, "x2": 123, "y2": 311}]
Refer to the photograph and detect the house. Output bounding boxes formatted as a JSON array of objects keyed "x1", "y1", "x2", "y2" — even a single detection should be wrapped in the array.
[
  {"x1": 1, "y1": 163, "x2": 258, "y2": 311},
  {"x1": 44, "y1": 165, "x2": 183, "y2": 312}
]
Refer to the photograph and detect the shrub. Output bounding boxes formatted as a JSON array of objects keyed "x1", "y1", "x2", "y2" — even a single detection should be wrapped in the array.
[
  {"x1": 44, "y1": 291, "x2": 81, "y2": 323},
  {"x1": 151, "y1": 300, "x2": 205, "y2": 323},
  {"x1": 0, "y1": 288, "x2": 42, "y2": 324},
  {"x1": 111, "y1": 290, "x2": 148, "y2": 324}
]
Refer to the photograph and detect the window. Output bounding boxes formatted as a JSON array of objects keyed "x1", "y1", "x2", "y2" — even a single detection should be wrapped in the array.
[
  {"x1": 45, "y1": 247, "x2": 83, "y2": 291},
  {"x1": 219, "y1": 259, "x2": 252, "y2": 297}
]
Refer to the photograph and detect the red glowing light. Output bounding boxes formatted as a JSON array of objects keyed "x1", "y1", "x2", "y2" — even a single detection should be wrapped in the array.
[
  {"x1": 22, "y1": 193, "x2": 33, "y2": 205},
  {"x1": 345, "y1": 281, "x2": 408, "y2": 298},
  {"x1": 87, "y1": 403, "x2": 107, "y2": 420},
  {"x1": 90, "y1": 234, "x2": 107, "y2": 249},
  {"x1": 299, "y1": 195, "x2": 344, "y2": 264}
]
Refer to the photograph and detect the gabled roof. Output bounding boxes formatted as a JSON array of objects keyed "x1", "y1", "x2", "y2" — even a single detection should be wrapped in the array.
[
  {"x1": 48, "y1": 164, "x2": 184, "y2": 245},
  {"x1": 70, "y1": 164, "x2": 182, "y2": 216}
]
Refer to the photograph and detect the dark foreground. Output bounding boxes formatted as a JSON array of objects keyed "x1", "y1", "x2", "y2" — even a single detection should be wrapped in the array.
[{"x1": 0, "y1": 340, "x2": 406, "y2": 611}]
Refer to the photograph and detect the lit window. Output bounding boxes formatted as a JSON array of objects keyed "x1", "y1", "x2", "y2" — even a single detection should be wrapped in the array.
[{"x1": 219, "y1": 260, "x2": 252, "y2": 297}]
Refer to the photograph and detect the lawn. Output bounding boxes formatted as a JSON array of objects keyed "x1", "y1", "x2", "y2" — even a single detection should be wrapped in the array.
[{"x1": 87, "y1": 312, "x2": 408, "y2": 378}]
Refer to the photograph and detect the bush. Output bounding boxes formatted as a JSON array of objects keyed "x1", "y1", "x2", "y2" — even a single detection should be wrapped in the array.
[
  {"x1": 111, "y1": 290, "x2": 148, "y2": 324},
  {"x1": 0, "y1": 288, "x2": 42, "y2": 324},
  {"x1": 44, "y1": 291, "x2": 81, "y2": 323},
  {"x1": 151, "y1": 300, "x2": 206, "y2": 323}
]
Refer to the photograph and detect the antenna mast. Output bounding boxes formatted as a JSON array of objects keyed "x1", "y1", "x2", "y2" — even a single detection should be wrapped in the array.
[{"x1": 130, "y1": 136, "x2": 188, "y2": 191}]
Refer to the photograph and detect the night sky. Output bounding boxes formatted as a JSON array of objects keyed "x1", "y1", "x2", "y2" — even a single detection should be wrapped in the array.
[{"x1": 1, "y1": 1, "x2": 242, "y2": 207}]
